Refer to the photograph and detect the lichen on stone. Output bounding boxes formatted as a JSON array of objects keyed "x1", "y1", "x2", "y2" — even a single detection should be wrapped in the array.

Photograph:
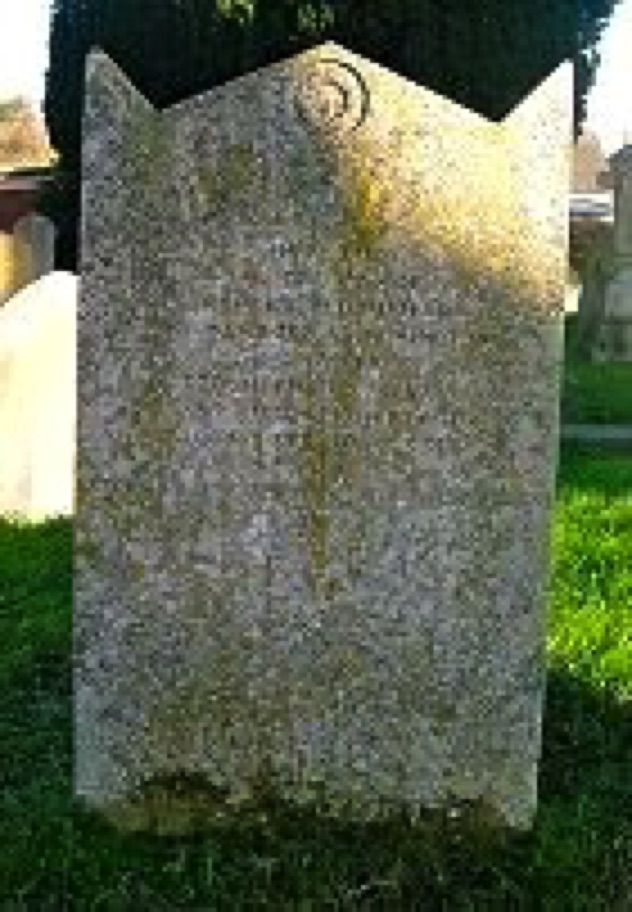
[
  {"x1": 123, "y1": 106, "x2": 171, "y2": 189},
  {"x1": 198, "y1": 141, "x2": 265, "y2": 214},
  {"x1": 337, "y1": 160, "x2": 390, "y2": 264}
]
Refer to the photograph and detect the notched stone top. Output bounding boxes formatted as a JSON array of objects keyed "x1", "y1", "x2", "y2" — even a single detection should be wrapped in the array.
[
  {"x1": 85, "y1": 46, "x2": 156, "y2": 120},
  {"x1": 82, "y1": 41, "x2": 572, "y2": 317}
]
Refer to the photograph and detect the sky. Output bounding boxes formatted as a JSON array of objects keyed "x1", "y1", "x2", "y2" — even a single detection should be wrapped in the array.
[{"x1": 0, "y1": 0, "x2": 631, "y2": 157}]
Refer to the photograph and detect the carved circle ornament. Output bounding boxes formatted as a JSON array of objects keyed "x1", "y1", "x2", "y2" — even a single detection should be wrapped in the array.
[{"x1": 291, "y1": 57, "x2": 371, "y2": 139}]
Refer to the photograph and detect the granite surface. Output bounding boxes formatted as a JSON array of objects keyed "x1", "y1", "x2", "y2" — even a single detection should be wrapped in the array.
[{"x1": 74, "y1": 42, "x2": 572, "y2": 834}]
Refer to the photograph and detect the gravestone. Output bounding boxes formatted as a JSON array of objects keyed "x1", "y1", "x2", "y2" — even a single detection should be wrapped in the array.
[
  {"x1": 572, "y1": 217, "x2": 614, "y2": 360},
  {"x1": 74, "y1": 42, "x2": 571, "y2": 836},
  {"x1": 1, "y1": 214, "x2": 57, "y2": 307},
  {"x1": 0, "y1": 271, "x2": 77, "y2": 522},
  {"x1": 0, "y1": 231, "x2": 16, "y2": 306},
  {"x1": 13, "y1": 213, "x2": 57, "y2": 283},
  {"x1": 592, "y1": 146, "x2": 632, "y2": 359},
  {"x1": 565, "y1": 280, "x2": 580, "y2": 314}
]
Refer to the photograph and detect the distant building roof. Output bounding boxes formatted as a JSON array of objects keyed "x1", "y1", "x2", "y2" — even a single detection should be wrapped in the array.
[
  {"x1": 0, "y1": 164, "x2": 54, "y2": 180},
  {"x1": 0, "y1": 178, "x2": 42, "y2": 193},
  {"x1": 0, "y1": 166, "x2": 54, "y2": 194},
  {"x1": 0, "y1": 168, "x2": 53, "y2": 232}
]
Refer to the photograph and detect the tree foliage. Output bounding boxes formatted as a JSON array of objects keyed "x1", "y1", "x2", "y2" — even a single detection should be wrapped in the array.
[
  {"x1": 0, "y1": 97, "x2": 53, "y2": 169},
  {"x1": 41, "y1": 0, "x2": 622, "y2": 270}
]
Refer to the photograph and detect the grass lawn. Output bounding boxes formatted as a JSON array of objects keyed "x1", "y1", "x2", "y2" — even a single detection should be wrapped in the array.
[
  {"x1": 0, "y1": 444, "x2": 630, "y2": 909},
  {"x1": 562, "y1": 316, "x2": 632, "y2": 425}
]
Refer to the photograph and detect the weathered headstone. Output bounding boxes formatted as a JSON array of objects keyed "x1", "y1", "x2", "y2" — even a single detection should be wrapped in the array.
[
  {"x1": 592, "y1": 146, "x2": 632, "y2": 359},
  {"x1": 0, "y1": 271, "x2": 77, "y2": 522},
  {"x1": 74, "y1": 42, "x2": 571, "y2": 836}
]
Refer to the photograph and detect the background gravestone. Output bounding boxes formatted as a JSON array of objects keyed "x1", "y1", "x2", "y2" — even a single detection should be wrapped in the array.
[
  {"x1": 0, "y1": 271, "x2": 77, "y2": 522},
  {"x1": 74, "y1": 42, "x2": 572, "y2": 836},
  {"x1": 0, "y1": 213, "x2": 57, "y2": 307},
  {"x1": 592, "y1": 146, "x2": 632, "y2": 360},
  {"x1": 13, "y1": 213, "x2": 57, "y2": 283},
  {"x1": 572, "y1": 217, "x2": 614, "y2": 360}
]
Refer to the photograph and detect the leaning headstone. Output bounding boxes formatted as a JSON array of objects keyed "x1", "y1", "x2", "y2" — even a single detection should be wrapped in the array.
[
  {"x1": 593, "y1": 146, "x2": 632, "y2": 359},
  {"x1": 74, "y1": 42, "x2": 571, "y2": 836},
  {"x1": 0, "y1": 271, "x2": 77, "y2": 522}
]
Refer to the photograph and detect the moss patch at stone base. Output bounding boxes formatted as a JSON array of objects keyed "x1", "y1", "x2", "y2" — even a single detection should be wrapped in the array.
[{"x1": 94, "y1": 767, "x2": 527, "y2": 847}]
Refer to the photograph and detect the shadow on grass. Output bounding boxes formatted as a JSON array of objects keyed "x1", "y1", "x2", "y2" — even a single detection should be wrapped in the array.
[
  {"x1": 562, "y1": 315, "x2": 632, "y2": 426},
  {"x1": 0, "y1": 462, "x2": 630, "y2": 909},
  {"x1": 2, "y1": 661, "x2": 627, "y2": 909},
  {"x1": 66, "y1": 669, "x2": 630, "y2": 911},
  {"x1": 557, "y1": 440, "x2": 632, "y2": 485},
  {"x1": 0, "y1": 516, "x2": 74, "y2": 909}
]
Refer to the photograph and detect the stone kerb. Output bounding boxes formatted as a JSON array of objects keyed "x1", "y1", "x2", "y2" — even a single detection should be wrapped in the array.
[{"x1": 74, "y1": 42, "x2": 572, "y2": 837}]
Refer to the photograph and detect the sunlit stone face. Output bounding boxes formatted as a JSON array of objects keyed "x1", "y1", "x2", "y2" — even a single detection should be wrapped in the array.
[{"x1": 74, "y1": 41, "x2": 571, "y2": 835}]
